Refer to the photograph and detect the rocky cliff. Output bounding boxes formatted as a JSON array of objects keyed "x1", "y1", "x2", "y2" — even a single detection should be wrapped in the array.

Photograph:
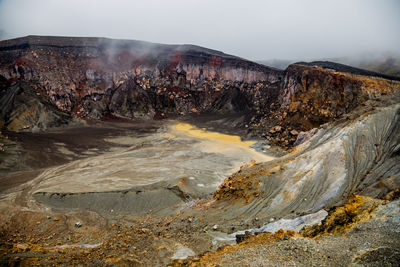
[
  {"x1": 1, "y1": 36, "x2": 400, "y2": 150},
  {"x1": 0, "y1": 35, "x2": 282, "y2": 131},
  {"x1": 250, "y1": 62, "x2": 400, "y2": 147}
]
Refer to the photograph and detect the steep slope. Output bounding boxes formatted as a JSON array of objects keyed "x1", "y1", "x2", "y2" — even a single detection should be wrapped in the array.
[
  {"x1": 208, "y1": 98, "x2": 400, "y2": 226},
  {"x1": 1, "y1": 36, "x2": 400, "y2": 144},
  {"x1": 0, "y1": 35, "x2": 282, "y2": 131},
  {"x1": 251, "y1": 62, "x2": 400, "y2": 148},
  {"x1": 0, "y1": 77, "x2": 70, "y2": 131}
]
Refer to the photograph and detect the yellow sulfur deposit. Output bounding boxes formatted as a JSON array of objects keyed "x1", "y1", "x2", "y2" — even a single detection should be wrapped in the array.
[{"x1": 174, "y1": 122, "x2": 255, "y2": 147}]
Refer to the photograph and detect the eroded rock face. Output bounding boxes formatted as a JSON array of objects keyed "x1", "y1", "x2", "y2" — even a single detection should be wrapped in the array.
[
  {"x1": 251, "y1": 63, "x2": 400, "y2": 147},
  {"x1": 213, "y1": 100, "x2": 400, "y2": 223},
  {"x1": 1, "y1": 35, "x2": 400, "y2": 146},
  {"x1": 0, "y1": 36, "x2": 283, "y2": 131},
  {"x1": 280, "y1": 64, "x2": 398, "y2": 128},
  {"x1": 214, "y1": 100, "x2": 400, "y2": 226},
  {"x1": 0, "y1": 77, "x2": 70, "y2": 131}
]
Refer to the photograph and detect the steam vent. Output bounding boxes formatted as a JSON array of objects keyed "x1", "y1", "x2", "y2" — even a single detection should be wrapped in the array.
[{"x1": 1, "y1": 36, "x2": 400, "y2": 266}]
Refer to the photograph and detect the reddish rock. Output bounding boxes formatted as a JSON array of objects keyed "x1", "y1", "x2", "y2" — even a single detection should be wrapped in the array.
[{"x1": 1, "y1": 36, "x2": 400, "y2": 150}]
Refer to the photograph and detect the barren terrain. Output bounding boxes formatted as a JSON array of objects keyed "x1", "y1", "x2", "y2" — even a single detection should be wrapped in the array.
[{"x1": 0, "y1": 36, "x2": 399, "y2": 266}]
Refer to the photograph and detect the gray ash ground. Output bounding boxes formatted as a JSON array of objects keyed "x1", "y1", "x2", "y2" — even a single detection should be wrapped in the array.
[{"x1": 0, "y1": 112, "x2": 399, "y2": 266}]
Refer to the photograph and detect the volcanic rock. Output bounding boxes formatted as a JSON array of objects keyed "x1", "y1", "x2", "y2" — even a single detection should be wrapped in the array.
[
  {"x1": 0, "y1": 36, "x2": 283, "y2": 129},
  {"x1": 0, "y1": 77, "x2": 70, "y2": 131},
  {"x1": 1, "y1": 36, "x2": 400, "y2": 150}
]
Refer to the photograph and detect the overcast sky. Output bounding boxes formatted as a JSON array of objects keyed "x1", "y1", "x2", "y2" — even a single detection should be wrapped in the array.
[{"x1": 0, "y1": 0, "x2": 399, "y2": 61}]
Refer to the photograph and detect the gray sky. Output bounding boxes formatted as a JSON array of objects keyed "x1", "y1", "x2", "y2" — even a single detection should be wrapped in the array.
[{"x1": 0, "y1": 0, "x2": 399, "y2": 61}]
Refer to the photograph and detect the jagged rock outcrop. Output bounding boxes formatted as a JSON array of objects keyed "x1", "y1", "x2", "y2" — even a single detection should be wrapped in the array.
[
  {"x1": 0, "y1": 35, "x2": 282, "y2": 131},
  {"x1": 0, "y1": 76, "x2": 70, "y2": 131},
  {"x1": 1, "y1": 35, "x2": 400, "y2": 147},
  {"x1": 251, "y1": 62, "x2": 400, "y2": 147}
]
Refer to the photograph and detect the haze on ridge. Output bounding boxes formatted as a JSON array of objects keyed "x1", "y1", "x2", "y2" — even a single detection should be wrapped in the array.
[{"x1": 0, "y1": 0, "x2": 399, "y2": 62}]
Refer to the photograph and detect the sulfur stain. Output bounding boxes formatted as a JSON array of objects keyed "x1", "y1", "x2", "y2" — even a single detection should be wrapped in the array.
[
  {"x1": 301, "y1": 194, "x2": 384, "y2": 237},
  {"x1": 174, "y1": 122, "x2": 255, "y2": 147}
]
